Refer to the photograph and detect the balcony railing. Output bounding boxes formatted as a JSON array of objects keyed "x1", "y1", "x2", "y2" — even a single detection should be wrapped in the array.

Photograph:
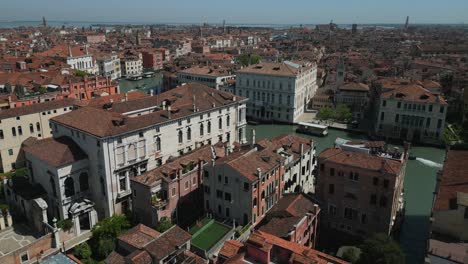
[{"x1": 151, "y1": 196, "x2": 168, "y2": 209}]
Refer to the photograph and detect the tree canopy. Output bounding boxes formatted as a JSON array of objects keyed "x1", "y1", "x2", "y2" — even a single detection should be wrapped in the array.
[
  {"x1": 238, "y1": 54, "x2": 261, "y2": 66},
  {"x1": 155, "y1": 217, "x2": 174, "y2": 233},
  {"x1": 356, "y1": 233, "x2": 405, "y2": 264}
]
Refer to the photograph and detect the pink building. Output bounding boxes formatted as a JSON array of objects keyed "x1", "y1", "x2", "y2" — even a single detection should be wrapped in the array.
[
  {"x1": 217, "y1": 230, "x2": 349, "y2": 264},
  {"x1": 131, "y1": 144, "x2": 225, "y2": 228},
  {"x1": 317, "y1": 141, "x2": 407, "y2": 238},
  {"x1": 257, "y1": 193, "x2": 320, "y2": 248}
]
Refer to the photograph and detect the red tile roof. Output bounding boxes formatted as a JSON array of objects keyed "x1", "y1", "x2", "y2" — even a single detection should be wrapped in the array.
[
  {"x1": 319, "y1": 148, "x2": 403, "y2": 175},
  {"x1": 23, "y1": 136, "x2": 87, "y2": 167},
  {"x1": 434, "y1": 149, "x2": 468, "y2": 211},
  {"x1": 117, "y1": 224, "x2": 160, "y2": 249},
  {"x1": 51, "y1": 83, "x2": 245, "y2": 138}
]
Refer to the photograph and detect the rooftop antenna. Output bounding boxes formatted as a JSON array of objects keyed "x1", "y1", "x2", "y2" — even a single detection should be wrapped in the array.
[
  {"x1": 405, "y1": 16, "x2": 409, "y2": 29},
  {"x1": 42, "y1": 16, "x2": 47, "y2": 27},
  {"x1": 223, "y1": 19, "x2": 226, "y2": 34}
]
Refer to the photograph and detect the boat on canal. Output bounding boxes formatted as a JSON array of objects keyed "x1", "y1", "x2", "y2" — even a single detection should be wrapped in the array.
[{"x1": 296, "y1": 122, "x2": 329, "y2": 137}]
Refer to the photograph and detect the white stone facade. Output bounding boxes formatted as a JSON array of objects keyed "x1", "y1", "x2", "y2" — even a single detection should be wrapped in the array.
[
  {"x1": 50, "y1": 96, "x2": 247, "y2": 219},
  {"x1": 235, "y1": 62, "x2": 318, "y2": 123}
]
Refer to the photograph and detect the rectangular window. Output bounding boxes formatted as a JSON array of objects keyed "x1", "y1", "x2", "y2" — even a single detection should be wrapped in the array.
[
  {"x1": 8, "y1": 149, "x2": 13, "y2": 156},
  {"x1": 383, "y1": 179, "x2": 389, "y2": 189},
  {"x1": 243, "y1": 182, "x2": 249, "y2": 191},
  {"x1": 224, "y1": 176, "x2": 228, "y2": 185},
  {"x1": 185, "y1": 181, "x2": 189, "y2": 190},
  {"x1": 172, "y1": 188, "x2": 176, "y2": 197},
  {"x1": 328, "y1": 204, "x2": 337, "y2": 216},
  {"x1": 224, "y1": 192, "x2": 231, "y2": 201},
  {"x1": 370, "y1": 194, "x2": 377, "y2": 205},
  {"x1": 373, "y1": 177, "x2": 379, "y2": 186},
  {"x1": 380, "y1": 112, "x2": 385, "y2": 121},
  {"x1": 330, "y1": 168, "x2": 335, "y2": 176},
  {"x1": 382, "y1": 100, "x2": 386, "y2": 107},
  {"x1": 0, "y1": 129, "x2": 3, "y2": 139},
  {"x1": 216, "y1": 190, "x2": 223, "y2": 199},
  {"x1": 329, "y1": 184, "x2": 334, "y2": 194}
]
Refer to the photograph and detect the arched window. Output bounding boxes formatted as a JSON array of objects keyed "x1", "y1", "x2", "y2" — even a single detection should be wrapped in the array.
[
  {"x1": 261, "y1": 190, "x2": 265, "y2": 200},
  {"x1": 226, "y1": 116, "x2": 230, "y2": 127},
  {"x1": 79, "y1": 172, "x2": 89, "y2": 191},
  {"x1": 187, "y1": 127, "x2": 191, "y2": 141},
  {"x1": 29, "y1": 123, "x2": 34, "y2": 133},
  {"x1": 178, "y1": 130, "x2": 183, "y2": 143},
  {"x1": 207, "y1": 121, "x2": 211, "y2": 133},
  {"x1": 64, "y1": 177, "x2": 75, "y2": 197},
  {"x1": 253, "y1": 197, "x2": 257, "y2": 207},
  {"x1": 12, "y1": 127, "x2": 16, "y2": 137},
  {"x1": 155, "y1": 137, "x2": 161, "y2": 151},
  {"x1": 218, "y1": 117, "x2": 222, "y2": 130},
  {"x1": 36, "y1": 122, "x2": 41, "y2": 131},
  {"x1": 200, "y1": 123, "x2": 204, "y2": 136}
]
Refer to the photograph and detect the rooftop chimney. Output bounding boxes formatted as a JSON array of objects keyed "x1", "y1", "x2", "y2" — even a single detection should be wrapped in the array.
[
  {"x1": 150, "y1": 90, "x2": 154, "y2": 96},
  {"x1": 251, "y1": 129, "x2": 256, "y2": 148},
  {"x1": 125, "y1": 93, "x2": 128, "y2": 102},
  {"x1": 193, "y1": 95, "x2": 196, "y2": 112},
  {"x1": 162, "y1": 100, "x2": 166, "y2": 110},
  {"x1": 167, "y1": 106, "x2": 172, "y2": 119},
  {"x1": 257, "y1": 168, "x2": 262, "y2": 178}
]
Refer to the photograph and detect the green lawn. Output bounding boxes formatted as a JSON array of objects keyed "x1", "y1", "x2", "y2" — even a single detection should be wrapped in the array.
[{"x1": 189, "y1": 219, "x2": 231, "y2": 251}]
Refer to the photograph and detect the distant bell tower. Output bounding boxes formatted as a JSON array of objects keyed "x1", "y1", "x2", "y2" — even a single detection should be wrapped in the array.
[
  {"x1": 336, "y1": 57, "x2": 345, "y2": 85},
  {"x1": 42, "y1": 16, "x2": 47, "y2": 27},
  {"x1": 136, "y1": 30, "x2": 141, "y2": 45},
  {"x1": 405, "y1": 16, "x2": 409, "y2": 29},
  {"x1": 352, "y1": 24, "x2": 357, "y2": 35}
]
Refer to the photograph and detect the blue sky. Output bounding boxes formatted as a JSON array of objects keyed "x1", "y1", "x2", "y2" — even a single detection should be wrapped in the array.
[{"x1": 1, "y1": 0, "x2": 467, "y2": 24}]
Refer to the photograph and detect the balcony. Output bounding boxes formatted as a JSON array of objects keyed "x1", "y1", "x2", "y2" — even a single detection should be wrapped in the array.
[
  {"x1": 151, "y1": 193, "x2": 168, "y2": 210},
  {"x1": 117, "y1": 189, "x2": 132, "y2": 199},
  {"x1": 151, "y1": 197, "x2": 168, "y2": 210}
]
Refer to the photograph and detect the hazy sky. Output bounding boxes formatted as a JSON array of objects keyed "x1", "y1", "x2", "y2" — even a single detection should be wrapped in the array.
[{"x1": 1, "y1": 0, "x2": 467, "y2": 24}]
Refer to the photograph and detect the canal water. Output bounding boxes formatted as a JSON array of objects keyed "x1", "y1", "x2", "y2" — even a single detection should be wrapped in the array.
[
  {"x1": 246, "y1": 124, "x2": 445, "y2": 264},
  {"x1": 118, "y1": 73, "x2": 163, "y2": 94}
]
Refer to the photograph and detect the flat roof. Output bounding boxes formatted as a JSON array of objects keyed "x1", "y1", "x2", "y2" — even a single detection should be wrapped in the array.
[{"x1": 189, "y1": 218, "x2": 231, "y2": 251}]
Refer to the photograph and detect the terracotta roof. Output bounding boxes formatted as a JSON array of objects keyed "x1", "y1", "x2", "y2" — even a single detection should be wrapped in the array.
[
  {"x1": 117, "y1": 224, "x2": 161, "y2": 249},
  {"x1": 104, "y1": 251, "x2": 125, "y2": 264},
  {"x1": 0, "y1": 98, "x2": 76, "y2": 120},
  {"x1": 248, "y1": 231, "x2": 349, "y2": 264},
  {"x1": 124, "y1": 249, "x2": 152, "y2": 264},
  {"x1": 23, "y1": 136, "x2": 87, "y2": 167},
  {"x1": 376, "y1": 78, "x2": 447, "y2": 104},
  {"x1": 428, "y1": 239, "x2": 468, "y2": 263},
  {"x1": 259, "y1": 194, "x2": 318, "y2": 239},
  {"x1": 131, "y1": 145, "x2": 216, "y2": 187},
  {"x1": 80, "y1": 91, "x2": 149, "y2": 108},
  {"x1": 319, "y1": 148, "x2": 403, "y2": 175},
  {"x1": 338, "y1": 82, "x2": 369, "y2": 92},
  {"x1": 52, "y1": 83, "x2": 245, "y2": 138},
  {"x1": 144, "y1": 225, "x2": 191, "y2": 261},
  {"x1": 236, "y1": 62, "x2": 312, "y2": 77},
  {"x1": 179, "y1": 66, "x2": 233, "y2": 77},
  {"x1": 219, "y1": 240, "x2": 244, "y2": 258},
  {"x1": 434, "y1": 149, "x2": 468, "y2": 211}
]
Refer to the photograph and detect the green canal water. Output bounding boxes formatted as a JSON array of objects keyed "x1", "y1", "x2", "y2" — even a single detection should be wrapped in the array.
[
  {"x1": 118, "y1": 73, "x2": 163, "y2": 94},
  {"x1": 246, "y1": 124, "x2": 445, "y2": 264}
]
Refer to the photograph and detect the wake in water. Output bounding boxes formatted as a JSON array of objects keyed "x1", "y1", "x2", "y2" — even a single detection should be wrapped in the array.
[{"x1": 415, "y1": 158, "x2": 443, "y2": 168}]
